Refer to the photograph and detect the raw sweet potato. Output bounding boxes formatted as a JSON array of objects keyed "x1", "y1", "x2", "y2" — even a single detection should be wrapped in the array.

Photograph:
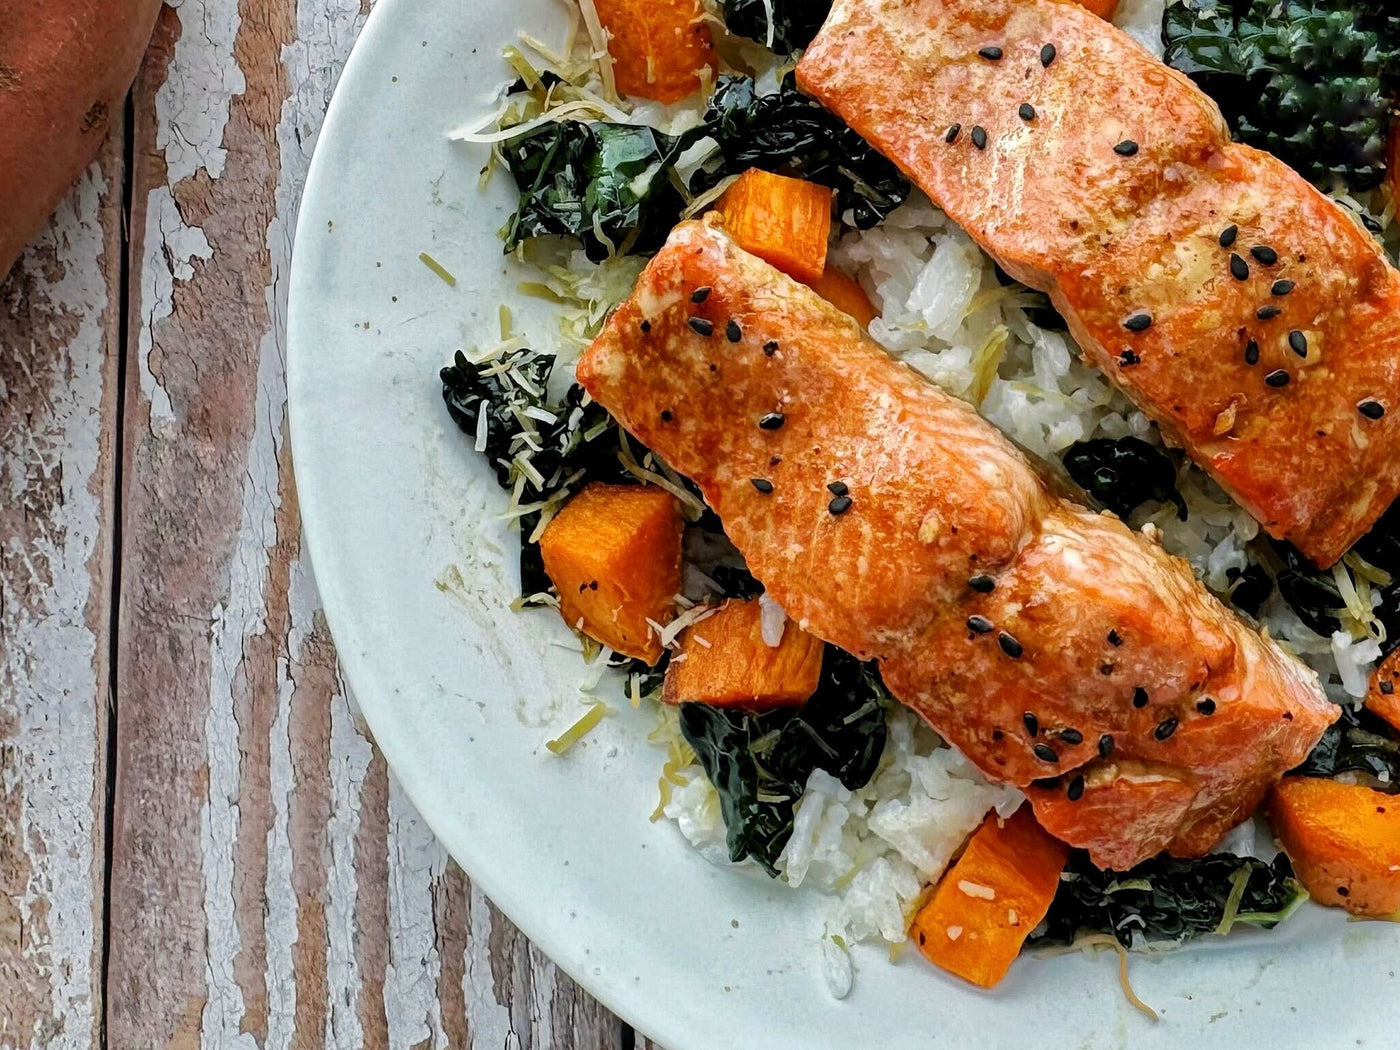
[
  {"x1": 539, "y1": 482, "x2": 683, "y2": 664},
  {"x1": 592, "y1": 0, "x2": 716, "y2": 104},
  {"x1": 1367, "y1": 649, "x2": 1400, "y2": 735},
  {"x1": 1268, "y1": 777, "x2": 1400, "y2": 918},
  {"x1": 804, "y1": 267, "x2": 878, "y2": 329},
  {"x1": 661, "y1": 598, "x2": 824, "y2": 709},
  {"x1": 715, "y1": 169, "x2": 833, "y2": 285},
  {"x1": 911, "y1": 805, "x2": 1070, "y2": 988},
  {"x1": 1, "y1": 0, "x2": 163, "y2": 277}
]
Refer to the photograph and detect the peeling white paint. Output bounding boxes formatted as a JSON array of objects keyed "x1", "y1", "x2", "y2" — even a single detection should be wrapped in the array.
[
  {"x1": 1, "y1": 162, "x2": 109, "y2": 1050},
  {"x1": 324, "y1": 684, "x2": 372, "y2": 1050},
  {"x1": 385, "y1": 776, "x2": 450, "y2": 1050},
  {"x1": 158, "y1": 0, "x2": 247, "y2": 183},
  {"x1": 136, "y1": 186, "x2": 210, "y2": 429},
  {"x1": 465, "y1": 882, "x2": 515, "y2": 1050}
]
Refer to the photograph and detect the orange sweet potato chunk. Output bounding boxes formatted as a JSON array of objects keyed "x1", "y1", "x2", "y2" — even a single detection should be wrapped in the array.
[
  {"x1": 593, "y1": 0, "x2": 716, "y2": 104},
  {"x1": 805, "y1": 267, "x2": 878, "y2": 328},
  {"x1": 911, "y1": 806, "x2": 1070, "y2": 988},
  {"x1": 1366, "y1": 649, "x2": 1400, "y2": 735},
  {"x1": 662, "y1": 598, "x2": 824, "y2": 709},
  {"x1": 1076, "y1": 0, "x2": 1118, "y2": 18},
  {"x1": 1268, "y1": 777, "x2": 1400, "y2": 918},
  {"x1": 715, "y1": 169, "x2": 833, "y2": 285},
  {"x1": 539, "y1": 483, "x2": 683, "y2": 664}
]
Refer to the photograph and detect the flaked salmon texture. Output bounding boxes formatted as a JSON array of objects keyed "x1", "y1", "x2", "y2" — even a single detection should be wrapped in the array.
[
  {"x1": 796, "y1": 0, "x2": 1400, "y2": 569},
  {"x1": 578, "y1": 221, "x2": 1336, "y2": 870}
]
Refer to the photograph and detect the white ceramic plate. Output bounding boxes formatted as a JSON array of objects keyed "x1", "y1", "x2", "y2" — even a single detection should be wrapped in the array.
[{"x1": 287, "y1": 1, "x2": 1398, "y2": 1045}]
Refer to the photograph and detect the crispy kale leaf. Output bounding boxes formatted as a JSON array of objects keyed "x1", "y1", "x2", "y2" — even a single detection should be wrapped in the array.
[
  {"x1": 1062, "y1": 437, "x2": 1187, "y2": 522},
  {"x1": 678, "y1": 648, "x2": 890, "y2": 875},
  {"x1": 719, "y1": 0, "x2": 833, "y2": 55},
  {"x1": 1292, "y1": 702, "x2": 1400, "y2": 789},
  {"x1": 440, "y1": 349, "x2": 634, "y2": 597},
  {"x1": 498, "y1": 76, "x2": 910, "y2": 258},
  {"x1": 1032, "y1": 851, "x2": 1308, "y2": 949},
  {"x1": 1163, "y1": 0, "x2": 1400, "y2": 189}
]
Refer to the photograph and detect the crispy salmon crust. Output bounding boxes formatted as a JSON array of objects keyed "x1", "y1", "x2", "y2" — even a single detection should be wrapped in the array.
[
  {"x1": 796, "y1": 0, "x2": 1400, "y2": 568},
  {"x1": 578, "y1": 221, "x2": 1335, "y2": 869}
]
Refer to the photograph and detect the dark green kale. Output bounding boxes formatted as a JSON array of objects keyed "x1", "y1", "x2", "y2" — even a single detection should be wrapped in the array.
[
  {"x1": 678, "y1": 648, "x2": 890, "y2": 875},
  {"x1": 1162, "y1": 0, "x2": 1400, "y2": 190},
  {"x1": 1291, "y1": 702, "x2": 1400, "y2": 789},
  {"x1": 1062, "y1": 437, "x2": 1187, "y2": 522},
  {"x1": 1031, "y1": 851, "x2": 1308, "y2": 949},
  {"x1": 719, "y1": 0, "x2": 833, "y2": 55},
  {"x1": 497, "y1": 75, "x2": 910, "y2": 259},
  {"x1": 1225, "y1": 563, "x2": 1273, "y2": 618},
  {"x1": 499, "y1": 121, "x2": 700, "y2": 261},
  {"x1": 440, "y1": 349, "x2": 634, "y2": 598},
  {"x1": 694, "y1": 75, "x2": 909, "y2": 230}
]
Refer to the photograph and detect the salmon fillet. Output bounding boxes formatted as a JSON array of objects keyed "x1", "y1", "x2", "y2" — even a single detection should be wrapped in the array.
[
  {"x1": 578, "y1": 220, "x2": 1336, "y2": 869},
  {"x1": 796, "y1": 0, "x2": 1400, "y2": 568}
]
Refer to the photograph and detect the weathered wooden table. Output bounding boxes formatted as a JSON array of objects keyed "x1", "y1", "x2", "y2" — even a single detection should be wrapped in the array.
[{"x1": 0, "y1": 3, "x2": 651, "y2": 1046}]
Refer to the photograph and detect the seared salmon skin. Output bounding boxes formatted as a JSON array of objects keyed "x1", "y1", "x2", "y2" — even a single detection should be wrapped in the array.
[
  {"x1": 796, "y1": 0, "x2": 1400, "y2": 568},
  {"x1": 578, "y1": 221, "x2": 1335, "y2": 869}
]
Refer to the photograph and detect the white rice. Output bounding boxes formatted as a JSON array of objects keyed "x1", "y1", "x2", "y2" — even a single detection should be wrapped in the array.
[{"x1": 517, "y1": 0, "x2": 1387, "y2": 997}]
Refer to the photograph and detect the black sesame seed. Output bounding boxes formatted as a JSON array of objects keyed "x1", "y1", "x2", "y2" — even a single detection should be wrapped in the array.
[
  {"x1": 1019, "y1": 103, "x2": 1036, "y2": 122},
  {"x1": 1154, "y1": 717, "x2": 1179, "y2": 741},
  {"x1": 971, "y1": 126, "x2": 988, "y2": 150},
  {"x1": 660, "y1": 410, "x2": 674, "y2": 422},
  {"x1": 1041, "y1": 43, "x2": 1057, "y2": 67},
  {"x1": 1256, "y1": 305, "x2": 1281, "y2": 320},
  {"x1": 1067, "y1": 775, "x2": 1085, "y2": 801},
  {"x1": 1100, "y1": 664, "x2": 1115, "y2": 676},
  {"x1": 689, "y1": 317, "x2": 714, "y2": 337},
  {"x1": 640, "y1": 319, "x2": 652, "y2": 333},
  {"x1": 1119, "y1": 350, "x2": 1141, "y2": 367},
  {"x1": 726, "y1": 319, "x2": 742, "y2": 343},
  {"x1": 769, "y1": 455, "x2": 782, "y2": 466},
  {"x1": 691, "y1": 287, "x2": 711, "y2": 303},
  {"x1": 1033, "y1": 743, "x2": 1059, "y2": 763},
  {"x1": 1265, "y1": 369, "x2": 1290, "y2": 388},
  {"x1": 763, "y1": 340, "x2": 779, "y2": 356},
  {"x1": 1288, "y1": 330, "x2": 1307, "y2": 356},
  {"x1": 751, "y1": 478, "x2": 773, "y2": 494},
  {"x1": 1219, "y1": 225, "x2": 1238, "y2": 248},
  {"x1": 1272, "y1": 280, "x2": 1294, "y2": 296},
  {"x1": 1023, "y1": 712, "x2": 1040, "y2": 737},
  {"x1": 1059, "y1": 728, "x2": 1084, "y2": 745},
  {"x1": 1230, "y1": 253, "x2": 1249, "y2": 280},
  {"x1": 945, "y1": 123, "x2": 962, "y2": 144},
  {"x1": 828, "y1": 495, "x2": 853, "y2": 515},
  {"x1": 1337, "y1": 886, "x2": 1350, "y2": 897},
  {"x1": 1359, "y1": 399, "x2": 1386, "y2": 420},
  {"x1": 1132, "y1": 687, "x2": 1149, "y2": 708},
  {"x1": 967, "y1": 615, "x2": 995, "y2": 635},
  {"x1": 979, "y1": 45, "x2": 1003, "y2": 60},
  {"x1": 1123, "y1": 313, "x2": 1152, "y2": 332},
  {"x1": 1098, "y1": 734, "x2": 1115, "y2": 758},
  {"x1": 992, "y1": 729, "x2": 1005, "y2": 741},
  {"x1": 827, "y1": 481, "x2": 849, "y2": 497},
  {"x1": 998, "y1": 632, "x2": 1024, "y2": 658},
  {"x1": 1031, "y1": 776, "x2": 1061, "y2": 790},
  {"x1": 1196, "y1": 697, "x2": 1217, "y2": 715},
  {"x1": 758, "y1": 412, "x2": 785, "y2": 430},
  {"x1": 1113, "y1": 139, "x2": 1139, "y2": 156},
  {"x1": 969, "y1": 574, "x2": 996, "y2": 593},
  {"x1": 1108, "y1": 630, "x2": 1123, "y2": 647},
  {"x1": 1250, "y1": 245, "x2": 1278, "y2": 266},
  {"x1": 1244, "y1": 340, "x2": 1260, "y2": 366},
  {"x1": 1381, "y1": 679, "x2": 1395, "y2": 695}
]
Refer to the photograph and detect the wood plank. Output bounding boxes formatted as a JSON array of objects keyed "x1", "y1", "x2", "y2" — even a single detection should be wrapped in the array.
[
  {"x1": 107, "y1": 0, "x2": 635, "y2": 1045},
  {"x1": 0, "y1": 123, "x2": 123, "y2": 1048}
]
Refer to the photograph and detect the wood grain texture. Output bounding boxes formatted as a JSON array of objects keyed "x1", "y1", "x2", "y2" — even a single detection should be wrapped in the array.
[
  {"x1": 89, "y1": 1, "x2": 637, "y2": 1047},
  {"x1": 0, "y1": 124, "x2": 123, "y2": 1049}
]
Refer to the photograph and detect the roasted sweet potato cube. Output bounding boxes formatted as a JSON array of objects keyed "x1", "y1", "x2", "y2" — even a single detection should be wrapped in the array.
[
  {"x1": 661, "y1": 598, "x2": 825, "y2": 709},
  {"x1": 1268, "y1": 776, "x2": 1400, "y2": 918},
  {"x1": 805, "y1": 266, "x2": 878, "y2": 328},
  {"x1": 1076, "y1": 0, "x2": 1118, "y2": 18},
  {"x1": 715, "y1": 169, "x2": 833, "y2": 285},
  {"x1": 911, "y1": 806, "x2": 1070, "y2": 988},
  {"x1": 1366, "y1": 649, "x2": 1400, "y2": 734},
  {"x1": 539, "y1": 483, "x2": 683, "y2": 663},
  {"x1": 593, "y1": 0, "x2": 716, "y2": 104}
]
